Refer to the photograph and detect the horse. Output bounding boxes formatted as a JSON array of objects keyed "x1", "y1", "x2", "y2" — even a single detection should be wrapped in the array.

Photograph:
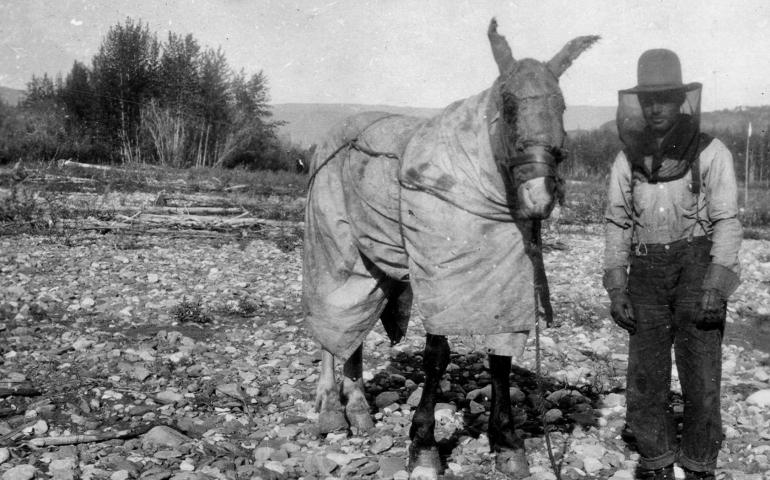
[{"x1": 302, "y1": 18, "x2": 598, "y2": 479}]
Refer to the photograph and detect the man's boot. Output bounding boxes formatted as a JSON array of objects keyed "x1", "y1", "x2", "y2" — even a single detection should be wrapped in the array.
[{"x1": 636, "y1": 464, "x2": 675, "y2": 480}]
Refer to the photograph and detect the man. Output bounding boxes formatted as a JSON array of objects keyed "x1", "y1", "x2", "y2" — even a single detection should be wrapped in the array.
[{"x1": 603, "y1": 49, "x2": 742, "y2": 480}]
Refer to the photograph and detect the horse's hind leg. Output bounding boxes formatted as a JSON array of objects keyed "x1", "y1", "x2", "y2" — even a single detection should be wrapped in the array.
[
  {"x1": 488, "y1": 354, "x2": 530, "y2": 478},
  {"x1": 341, "y1": 345, "x2": 375, "y2": 434},
  {"x1": 315, "y1": 348, "x2": 349, "y2": 434}
]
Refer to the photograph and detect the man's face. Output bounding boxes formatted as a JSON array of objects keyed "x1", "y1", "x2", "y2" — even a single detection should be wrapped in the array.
[{"x1": 639, "y1": 90, "x2": 685, "y2": 135}]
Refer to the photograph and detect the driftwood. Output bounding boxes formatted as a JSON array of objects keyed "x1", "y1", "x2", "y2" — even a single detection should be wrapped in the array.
[
  {"x1": 0, "y1": 385, "x2": 41, "y2": 397},
  {"x1": 28, "y1": 425, "x2": 152, "y2": 447},
  {"x1": 56, "y1": 215, "x2": 302, "y2": 232},
  {"x1": 58, "y1": 159, "x2": 119, "y2": 171}
]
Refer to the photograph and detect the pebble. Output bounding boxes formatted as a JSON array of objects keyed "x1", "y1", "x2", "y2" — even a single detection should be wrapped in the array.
[
  {"x1": 746, "y1": 389, "x2": 770, "y2": 407},
  {"x1": 370, "y1": 435, "x2": 394, "y2": 454}
]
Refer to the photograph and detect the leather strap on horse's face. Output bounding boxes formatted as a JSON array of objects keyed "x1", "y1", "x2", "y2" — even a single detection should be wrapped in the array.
[{"x1": 498, "y1": 144, "x2": 565, "y2": 185}]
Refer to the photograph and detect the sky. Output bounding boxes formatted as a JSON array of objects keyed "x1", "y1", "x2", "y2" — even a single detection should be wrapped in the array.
[{"x1": 0, "y1": 0, "x2": 768, "y2": 111}]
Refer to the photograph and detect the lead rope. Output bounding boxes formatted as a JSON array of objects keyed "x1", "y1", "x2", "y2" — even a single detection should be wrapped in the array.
[{"x1": 533, "y1": 221, "x2": 562, "y2": 480}]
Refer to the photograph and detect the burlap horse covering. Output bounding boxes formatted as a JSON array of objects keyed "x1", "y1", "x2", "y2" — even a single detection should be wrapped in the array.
[{"x1": 303, "y1": 88, "x2": 537, "y2": 360}]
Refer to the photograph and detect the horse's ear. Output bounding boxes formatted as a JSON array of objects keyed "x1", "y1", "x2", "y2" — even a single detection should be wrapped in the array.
[
  {"x1": 546, "y1": 35, "x2": 600, "y2": 78},
  {"x1": 488, "y1": 18, "x2": 515, "y2": 75}
]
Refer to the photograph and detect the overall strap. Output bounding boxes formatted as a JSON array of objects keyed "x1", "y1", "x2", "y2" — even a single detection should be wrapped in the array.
[{"x1": 689, "y1": 132, "x2": 714, "y2": 195}]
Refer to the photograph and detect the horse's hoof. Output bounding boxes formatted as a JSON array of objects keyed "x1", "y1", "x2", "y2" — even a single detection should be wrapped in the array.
[
  {"x1": 318, "y1": 409, "x2": 349, "y2": 434},
  {"x1": 495, "y1": 447, "x2": 530, "y2": 479},
  {"x1": 346, "y1": 406, "x2": 375, "y2": 434},
  {"x1": 408, "y1": 443, "x2": 442, "y2": 478}
]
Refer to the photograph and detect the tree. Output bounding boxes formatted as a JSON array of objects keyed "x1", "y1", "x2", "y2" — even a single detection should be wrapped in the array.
[
  {"x1": 22, "y1": 74, "x2": 57, "y2": 108},
  {"x1": 91, "y1": 18, "x2": 160, "y2": 162},
  {"x1": 60, "y1": 61, "x2": 94, "y2": 127},
  {"x1": 193, "y1": 47, "x2": 231, "y2": 166}
]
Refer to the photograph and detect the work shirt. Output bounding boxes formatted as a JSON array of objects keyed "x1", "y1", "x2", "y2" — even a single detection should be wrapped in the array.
[{"x1": 604, "y1": 137, "x2": 742, "y2": 290}]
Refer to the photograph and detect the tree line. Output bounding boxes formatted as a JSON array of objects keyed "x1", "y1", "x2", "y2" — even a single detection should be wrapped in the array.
[
  {"x1": 0, "y1": 18, "x2": 311, "y2": 170},
  {"x1": 565, "y1": 114, "x2": 770, "y2": 186}
]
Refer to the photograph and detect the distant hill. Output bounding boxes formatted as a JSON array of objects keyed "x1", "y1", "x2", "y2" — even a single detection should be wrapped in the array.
[
  {"x1": 272, "y1": 102, "x2": 616, "y2": 148},
  {"x1": 0, "y1": 86, "x2": 25, "y2": 106}
]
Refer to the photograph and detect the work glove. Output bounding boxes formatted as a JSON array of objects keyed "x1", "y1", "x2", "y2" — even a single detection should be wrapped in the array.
[
  {"x1": 609, "y1": 289, "x2": 636, "y2": 334},
  {"x1": 603, "y1": 267, "x2": 635, "y2": 334},
  {"x1": 695, "y1": 288, "x2": 726, "y2": 328},
  {"x1": 696, "y1": 263, "x2": 739, "y2": 329}
]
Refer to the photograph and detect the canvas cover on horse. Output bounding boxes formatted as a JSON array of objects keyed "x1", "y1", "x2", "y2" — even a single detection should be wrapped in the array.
[{"x1": 304, "y1": 89, "x2": 539, "y2": 360}]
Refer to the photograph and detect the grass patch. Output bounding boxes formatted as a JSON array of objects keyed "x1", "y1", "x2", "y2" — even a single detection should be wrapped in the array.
[{"x1": 171, "y1": 297, "x2": 212, "y2": 324}]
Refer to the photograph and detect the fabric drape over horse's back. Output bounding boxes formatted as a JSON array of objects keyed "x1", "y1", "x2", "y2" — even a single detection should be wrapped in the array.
[
  {"x1": 303, "y1": 91, "x2": 537, "y2": 360},
  {"x1": 400, "y1": 88, "x2": 535, "y2": 337}
]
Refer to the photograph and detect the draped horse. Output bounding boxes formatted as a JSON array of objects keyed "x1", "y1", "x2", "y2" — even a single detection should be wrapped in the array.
[{"x1": 303, "y1": 19, "x2": 598, "y2": 479}]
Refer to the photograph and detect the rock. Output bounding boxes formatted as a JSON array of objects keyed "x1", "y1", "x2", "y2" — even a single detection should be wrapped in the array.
[
  {"x1": 306, "y1": 454, "x2": 337, "y2": 476},
  {"x1": 1, "y1": 465, "x2": 37, "y2": 480},
  {"x1": 469, "y1": 400, "x2": 485, "y2": 415},
  {"x1": 602, "y1": 392, "x2": 626, "y2": 408},
  {"x1": 156, "y1": 389, "x2": 184, "y2": 404},
  {"x1": 544, "y1": 408, "x2": 563, "y2": 423},
  {"x1": 378, "y1": 456, "x2": 406, "y2": 479},
  {"x1": 254, "y1": 447, "x2": 274, "y2": 464},
  {"x1": 263, "y1": 461, "x2": 285, "y2": 475},
  {"x1": 375, "y1": 391, "x2": 400, "y2": 409},
  {"x1": 582, "y1": 456, "x2": 604, "y2": 475},
  {"x1": 609, "y1": 469, "x2": 635, "y2": 480},
  {"x1": 746, "y1": 389, "x2": 770, "y2": 407},
  {"x1": 110, "y1": 471, "x2": 130, "y2": 480},
  {"x1": 326, "y1": 452, "x2": 361, "y2": 467},
  {"x1": 48, "y1": 458, "x2": 77, "y2": 480},
  {"x1": 572, "y1": 442, "x2": 607, "y2": 459},
  {"x1": 0, "y1": 448, "x2": 8, "y2": 464},
  {"x1": 466, "y1": 384, "x2": 492, "y2": 401},
  {"x1": 72, "y1": 337, "x2": 94, "y2": 351},
  {"x1": 406, "y1": 387, "x2": 423, "y2": 407},
  {"x1": 370, "y1": 435, "x2": 394, "y2": 454},
  {"x1": 141, "y1": 426, "x2": 190, "y2": 448}
]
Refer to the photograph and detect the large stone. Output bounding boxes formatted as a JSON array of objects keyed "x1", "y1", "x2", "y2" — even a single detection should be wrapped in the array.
[
  {"x1": 2, "y1": 465, "x2": 37, "y2": 480},
  {"x1": 746, "y1": 389, "x2": 770, "y2": 407},
  {"x1": 370, "y1": 435, "x2": 394, "y2": 454},
  {"x1": 48, "y1": 459, "x2": 77, "y2": 480},
  {"x1": 141, "y1": 426, "x2": 190, "y2": 449},
  {"x1": 375, "y1": 391, "x2": 400, "y2": 409},
  {"x1": 406, "y1": 387, "x2": 423, "y2": 407}
]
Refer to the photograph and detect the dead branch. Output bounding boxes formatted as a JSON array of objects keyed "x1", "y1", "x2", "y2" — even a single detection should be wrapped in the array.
[{"x1": 27, "y1": 424, "x2": 154, "y2": 448}]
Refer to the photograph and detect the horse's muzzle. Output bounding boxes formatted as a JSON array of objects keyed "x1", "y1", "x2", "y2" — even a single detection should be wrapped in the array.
[{"x1": 503, "y1": 145, "x2": 563, "y2": 219}]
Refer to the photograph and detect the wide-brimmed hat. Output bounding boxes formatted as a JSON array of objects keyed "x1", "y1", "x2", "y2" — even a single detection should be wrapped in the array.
[{"x1": 621, "y1": 49, "x2": 701, "y2": 94}]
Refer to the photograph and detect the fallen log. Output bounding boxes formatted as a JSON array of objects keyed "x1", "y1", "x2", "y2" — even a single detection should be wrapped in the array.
[
  {"x1": 58, "y1": 159, "x2": 118, "y2": 171},
  {"x1": 0, "y1": 385, "x2": 41, "y2": 397}
]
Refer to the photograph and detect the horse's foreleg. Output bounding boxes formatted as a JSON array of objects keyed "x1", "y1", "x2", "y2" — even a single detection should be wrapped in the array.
[
  {"x1": 488, "y1": 354, "x2": 529, "y2": 478},
  {"x1": 315, "y1": 348, "x2": 348, "y2": 433},
  {"x1": 341, "y1": 345, "x2": 374, "y2": 433},
  {"x1": 408, "y1": 334, "x2": 449, "y2": 479}
]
